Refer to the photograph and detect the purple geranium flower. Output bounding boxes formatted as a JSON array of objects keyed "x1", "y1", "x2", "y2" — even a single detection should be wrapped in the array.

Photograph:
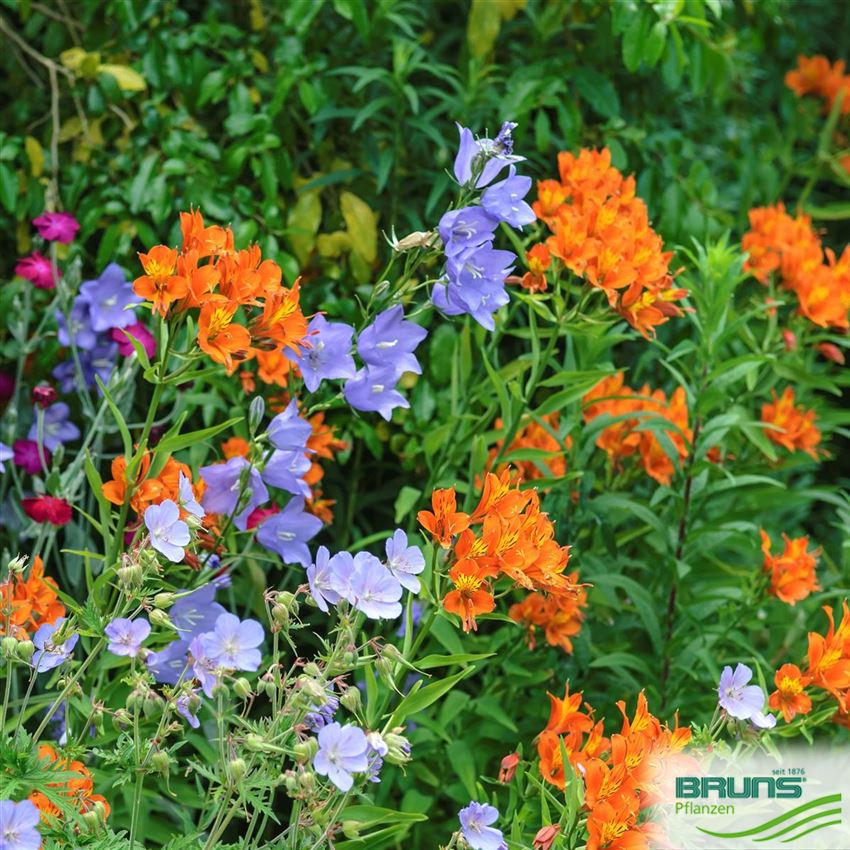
[
  {"x1": 52, "y1": 343, "x2": 117, "y2": 394},
  {"x1": 356, "y1": 305, "x2": 427, "y2": 374},
  {"x1": 32, "y1": 618, "x2": 78, "y2": 673},
  {"x1": 267, "y1": 399, "x2": 312, "y2": 452},
  {"x1": 255, "y1": 498, "x2": 322, "y2": 566},
  {"x1": 15, "y1": 251, "x2": 56, "y2": 289},
  {"x1": 56, "y1": 300, "x2": 96, "y2": 350},
  {"x1": 718, "y1": 663, "x2": 768, "y2": 720},
  {"x1": 170, "y1": 585, "x2": 226, "y2": 637},
  {"x1": 306, "y1": 546, "x2": 354, "y2": 612},
  {"x1": 28, "y1": 402, "x2": 80, "y2": 451},
  {"x1": 439, "y1": 207, "x2": 499, "y2": 257},
  {"x1": 200, "y1": 613, "x2": 264, "y2": 672},
  {"x1": 453, "y1": 122, "x2": 525, "y2": 189},
  {"x1": 481, "y1": 166, "x2": 535, "y2": 228},
  {"x1": 12, "y1": 440, "x2": 50, "y2": 475},
  {"x1": 305, "y1": 683, "x2": 339, "y2": 732},
  {"x1": 189, "y1": 635, "x2": 221, "y2": 698},
  {"x1": 344, "y1": 366, "x2": 410, "y2": 422},
  {"x1": 146, "y1": 638, "x2": 191, "y2": 685},
  {"x1": 350, "y1": 553, "x2": 402, "y2": 620},
  {"x1": 385, "y1": 529, "x2": 426, "y2": 593},
  {"x1": 200, "y1": 456, "x2": 269, "y2": 531},
  {"x1": 313, "y1": 722, "x2": 369, "y2": 792},
  {"x1": 458, "y1": 802, "x2": 507, "y2": 850},
  {"x1": 144, "y1": 499, "x2": 191, "y2": 562},
  {"x1": 0, "y1": 443, "x2": 12, "y2": 474},
  {"x1": 0, "y1": 798, "x2": 42, "y2": 850},
  {"x1": 287, "y1": 314, "x2": 356, "y2": 393},
  {"x1": 262, "y1": 449, "x2": 312, "y2": 497},
  {"x1": 176, "y1": 689, "x2": 201, "y2": 729},
  {"x1": 33, "y1": 211, "x2": 79, "y2": 244},
  {"x1": 105, "y1": 617, "x2": 151, "y2": 657},
  {"x1": 79, "y1": 263, "x2": 141, "y2": 331}
]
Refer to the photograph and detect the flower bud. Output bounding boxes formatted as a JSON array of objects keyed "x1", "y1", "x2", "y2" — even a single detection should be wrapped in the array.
[
  {"x1": 151, "y1": 750, "x2": 171, "y2": 777},
  {"x1": 81, "y1": 810, "x2": 104, "y2": 834},
  {"x1": 233, "y1": 677, "x2": 253, "y2": 700},
  {"x1": 32, "y1": 384, "x2": 57, "y2": 408},
  {"x1": 303, "y1": 662, "x2": 322, "y2": 678},
  {"x1": 154, "y1": 592, "x2": 175, "y2": 609},
  {"x1": 283, "y1": 771, "x2": 299, "y2": 794},
  {"x1": 339, "y1": 686, "x2": 361, "y2": 713},
  {"x1": 229, "y1": 758, "x2": 248, "y2": 782},
  {"x1": 394, "y1": 230, "x2": 437, "y2": 252},
  {"x1": 244, "y1": 733, "x2": 268, "y2": 752},
  {"x1": 149, "y1": 609, "x2": 174, "y2": 630},
  {"x1": 16, "y1": 640, "x2": 35, "y2": 662},
  {"x1": 271, "y1": 604, "x2": 290, "y2": 626},
  {"x1": 249, "y1": 395, "x2": 266, "y2": 436},
  {"x1": 211, "y1": 682, "x2": 230, "y2": 700},
  {"x1": 143, "y1": 692, "x2": 164, "y2": 718},
  {"x1": 7, "y1": 554, "x2": 28, "y2": 574},
  {"x1": 385, "y1": 730, "x2": 412, "y2": 765},
  {"x1": 293, "y1": 738, "x2": 318, "y2": 761},
  {"x1": 341, "y1": 821, "x2": 361, "y2": 839},
  {"x1": 381, "y1": 643, "x2": 404, "y2": 665},
  {"x1": 298, "y1": 770, "x2": 315, "y2": 791},
  {"x1": 297, "y1": 674, "x2": 328, "y2": 702},
  {"x1": 117, "y1": 563, "x2": 143, "y2": 590},
  {"x1": 1, "y1": 637, "x2": 17, "y2": 659}
]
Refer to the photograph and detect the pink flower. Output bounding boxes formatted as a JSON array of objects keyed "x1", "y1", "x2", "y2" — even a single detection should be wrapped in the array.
[
  {"x1": 14, "y1": 439, "x2": 52, "y2": 475},
  {"x1": 33, "y1": 211, "x2": 80, "y2": 244},
  {"x1": 15, "y1": 251, "x2": 57, "y2": 289},
  {"x1": 22, "y1": 495, "x2": 73, "y2": 526},
  {"x1": 110, "y1": 322, "x2": 156, "y2": 359},
  {"x1": 0, "y1": 372, "x2": 13, "y2": 406}
]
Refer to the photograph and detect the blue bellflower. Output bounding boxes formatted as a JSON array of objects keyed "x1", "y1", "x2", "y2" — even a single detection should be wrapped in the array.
[
  {"x1": 255, "y1": 497, "x2": 322, "y2": 566},
  {"x1": 287, "y1": 314, "x2": 356, "y2": 392}
]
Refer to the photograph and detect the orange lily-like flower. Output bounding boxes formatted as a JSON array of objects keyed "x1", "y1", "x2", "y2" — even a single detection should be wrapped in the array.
[
  {"x1": 442, "y1": 562, "x2": 494, "y2": 632},
  {"x1": 805, "y1": 602, "x2": 850, "y2": 695},
  {"x1": 761, "y1": 387, "x2": 822, "y2": 459},
  {"x1": 198, "y1": 298, "x2": 252, "y2": 372},
  {"x1": 417, "y1": 487, "x2": 470, "y2": 548},
  {"x1": 533, "y1": 825, "x2": 561, "y2": 850},
  {"x1": 760, "y1": 529, "x2": 820, "y2": 605},
  {"x1": 545, "y1": 682, "x2": 593, "y2": 735},
  {"x1": 768, "y1": 663, "x2": 812, "y2": 722},
  {"x1": 133, "y1": 245, "x2": 187, "y2": 316},
  {"x1": 585, "y1": 796, "x2": 645, "y2": 850}
]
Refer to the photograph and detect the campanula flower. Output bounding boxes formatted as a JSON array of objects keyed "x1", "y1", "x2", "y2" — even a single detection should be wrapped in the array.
[
  {"x1": 170, "y1": 585, "x2": 226, "y2": 637},
  {"x1": 178, "y1": 472, "x2": 205, "y2": 518},
  {"x1": 146, "y1": 639, "x2": 191, "y2": 685},
  {"x1": 267, "y1": 399, "x2": 312, "y2": 452},
  {"x1": 453, "y1": 122, "x2": 525, "y2": 189},
  {"x1": 255, "y1": 497, "x2": 322, "y2": 566},
  {"x1": 200, "y1": 456, "x2": 269, "y2": 531},
  {"x1": 262, "y1": 449, "x2": 312, "y2": 497},
  {"x1": 306, "y1": 546, "x2": 354, "y2": 612},
  {"x1": 287, "y1": 314, "x2": 356, "y2": 392},
  {"x1": 32, "y1": 618, "x2": 79, "y2": 673},
  {"x1": 111, "y1": 322, "x2": 156, "y2": 359},
  {"x1": 28, "y1": 402, "x2": 80, "y2": 451},
  {"x1": 144, "y1": 499, "x2": 191, "y2": 562},
  {"x1": 15, "y1": 251, "x2": 56, "y2": 289},
  {"x1": 200, "y1": 613, "x2": 264, "y2": 671},
  {"x1": 481, "y1": 166, "x2": 535, "y2": 228},
  {"x1": 357, "y1": 305, "x2": 427, "y2": 375},
  {"x1": 313, "y1": 722, "x2": 369, "y2": 792},
  {"x1": 105, "y1": 617, "x2": 151, "y2": 657},
  {"x1": 0, "y1": 798, "x2": 42, "y2": 850},
  {"x1": 439, "y1": 207, "x2": 499, "y2": 257},
  {"x1": 350, "y1": 553, "x2": 403, "y2": 619},
  {"x1": 0, "y1": 443, "x2": 12, "y2": 474},
  {"x1": 344, "y1": 366, "x2": 410, "y2": 421},
  {"x1": 718, "y1": 663, "x2": 774, "y2": 728},
  {"x1": 52, "y1": 343, "x2": 117, "y2": 393},
  {"x1": 79, "y1": 263, "x2": 141, "y2": 331},
  {"x1": 385, "y1": 529, "x2": 426, "y2": 593},
  {"x1": 56, "y1": 301, "x2": 97, "y2": 350},
  {"x1": 458, "y1": 802, "x2": 507, "y2": 850},
  {"x1": 33, "y1": 211, "x2": 80, "y2": 243},
  {"x1": 12, "y1": 440, "x2": 50, "y2": 475}
]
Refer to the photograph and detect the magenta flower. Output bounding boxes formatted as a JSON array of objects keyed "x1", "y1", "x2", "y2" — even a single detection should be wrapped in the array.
[
  {"x1": 14, "y1": 251, "x2": 57, "y2": 289},
  {"x1": 105, "y1": 617, "x2": 151, "y2": 657},
  {"x1": 13, "y1": 440, "x2": 51, "y2": 475},
  {"x1": 33, "y1": 211, "x2": 80, "y2": 244},
  {"x1": 144, "y1": 499, "x2": 190, "y2": 562},
  {"x1": 313, "y1": 722, "x2": 369, "y2": 791},
  {"x1": 111, "y1": 322, "x2": 156, "y2": 359},
  {"x1": 200, "y1": 613, "x2": 264, "y2": 672}
]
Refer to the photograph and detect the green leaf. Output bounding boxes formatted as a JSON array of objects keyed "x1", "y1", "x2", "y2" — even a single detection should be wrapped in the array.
[
  {"x1": 393, "y1": 486, "x2": 422, "y2": 524},
  {"x1": 388, "y1": 667, "x2": 476, "y2": 726},
  {"x1": 574, "y1": 68, "x2": 621, "y2": 118},
  {"x1": 156, "y1": 417, "x2": 243, "y2": 455},
  {"x1": 0, "y1": 162, "x2": 17, "y2": 213},
  {"x1": 623, "y1": 11, "x2": 649, "y2": 72},
  {"x1": 417, "y1": 652, "x2": 495, "y2": 669},
  {"x1": 95, "y1": 376, "x2": 132, "y2": 459},
  {"x1": 129, "y1": 153, "x2": 158, "y2": 214}
]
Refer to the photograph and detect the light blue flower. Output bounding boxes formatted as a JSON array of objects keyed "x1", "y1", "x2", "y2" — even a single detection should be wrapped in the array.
[{"x1": 144, "y1": 499, "x2": 190, "y2": 562}]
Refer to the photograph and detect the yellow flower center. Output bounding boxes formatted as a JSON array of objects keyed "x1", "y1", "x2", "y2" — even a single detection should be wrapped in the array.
[
  {"x1": 207, "y1": 308, "x2": 233, "y2": 341},
  {"x1": 454, "y1": 573, "x2": 482, "y2": 594},
  {"x1": 779, "y1": 675, "x2": 803, "y2": 696}
]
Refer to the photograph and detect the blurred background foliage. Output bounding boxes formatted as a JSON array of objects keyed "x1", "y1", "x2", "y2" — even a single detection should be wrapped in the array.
[{"x1": 2, "y1": 0, "x2": 850, "y2": 846}]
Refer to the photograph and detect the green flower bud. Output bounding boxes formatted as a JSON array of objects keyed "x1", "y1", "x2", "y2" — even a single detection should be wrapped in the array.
[
  {"x1": 293, "y1": 738, "x2": 318, "y2": 761},
  {"x1": 16, "y1": 640, "x2": 34, "y2": 663},
  {"x1": 81, "y1": 809, "x2": 103, "y2": 834},
  {"x1": 303, "y1": 662, "x2": 322, "y2": 678},
  {"x1": 112, "y1": 708, "x2": 132, "y2": 731},
  {"x1": 341, "y1": 821, "x2": 361, "y2": 839},
  {"x1": 154, "y1": 592, "x2": 175, "y2": 609},
  {"x1": 341, "y1": 650, "x2": 357, "y2": 666},
  {"x1": 244, "y1": 733, "x2": 267, "y2": 752},
  {"x1": 229, "y1": 758, "x2": 248, "y2": 782},
  {"x1": 149, "y1": 609, "x2": 174, "y2": 630},
  {"x1": 1, "y1": 637, "x2": 17, "y2": 659},
  {"x1": 271, "y1": 604, "x2": 289, "y2": 626},
  {"x1": 298, "y1": 770, "x2": 315, "y2": 791},
  {"x1": 233, "y1": 677, "x2": 253, "y2": 699},
  {"x1": 339, "y1": 687, "x2": 361, "y2": 713},
  {"x1": 117, "y1": 563, "x2": 143, "y2": 590},
  {"x1": 283, "y1": 771, "x2": 299, "y2": 794},
  {"x1": 248, "y1": 396, "x2": 266, "y2": 436},
  {"x1": 382, "y1": 643, "x2": 404, "y2": 665},
  {"x1": 151, "y1": 750, "x2": 171, "y2": 777},
  {"x1": 143, "y1": 692, "x2": 164, "y2": 718},
  {"x1": 385, "y1": 730, "x2": 412, "y2": 765}
]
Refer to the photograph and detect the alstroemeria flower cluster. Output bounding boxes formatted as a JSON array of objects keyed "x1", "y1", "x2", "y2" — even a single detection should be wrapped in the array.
[
  {"x1": 488, "y1": 412, "x2": 568, "y2": 481},
  {"x1": 583, "y1": 372, "x2": 691, "y2": 486},
  {"x1": 534, "y1": 688, "x2": 691, "y2": 850},
  {"x1": 742, "y1": 202, "x2": 850, "y2": 329},
  {"x1": 305, "y1": 531, "x2": 424, "y2": 620},
  {"x1": 432, "y1": 121, "x2": 535, "y2": 330},
  {"x1": 0, "y1": 556, "x2": 65, "y2": 640},
  {"x1": 785, "y1": 54, "x2": 850, "y2": 114},
  {"x1": 534, "y1": 147, "x2": 688, "y2": 337},
  {"x1": 133, "y1": 210, "x2": 308, "y2": 384},
  {"x1": 760, "y1": 529, "x2": 820, "y2": 605},
  {"x1": 418, "y1": 469, "x2": 580, "y2": 632},
  {"x1": 29, "y1": 743, "x2": 111, "y2": 823},
  {"x1": 760, "y1": 386, "x2": 822, "y2": 459},
  {"x1": 52, "y1": 262, "x2": 148, "y2": 393}
]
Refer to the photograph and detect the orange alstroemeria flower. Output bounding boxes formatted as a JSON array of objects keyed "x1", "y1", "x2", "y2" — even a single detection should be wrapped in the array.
[
  {"x1": 418, "y1": 487, "x2": 470, "y2": 548},
  {"x1": 198, "y1": 298, "x2": 253, "y2": 372},
  {"x1": 442, "y1": 562, "x2": 494, "y2": 632},
  {"x1": 221, "y1": 437, "x2": 251, "y2": 459},
  {"x1": 769, "y1": 664, "x2": 812, "y2": 722},
  {"x1": 180, "y1": 209, "x2": 234, "y2": 259},
  {"x1": 520, "y1": 244, "x2": 552, "y2": 292},
  {"x1": 545, "y1": 683, "x2": 594, "y2": 735},
  {"x1": 585, "y1": 796, "x2": 645, "y2": 850},
  {"x1": 134, "y1": 245, "x2": 187, "y2": 316},
  {"x1": 761, "y1": 387, "x2": 822, "y2": 459},
  {"x1": 760, "y1": 529, "x2": 820, "y2": 605},
  {"x1": 806, "y1": 602, "x2": 850, "y2": 696},
  {"x1": 251, "y1": 280, "x2": 308, "y2": 354}
]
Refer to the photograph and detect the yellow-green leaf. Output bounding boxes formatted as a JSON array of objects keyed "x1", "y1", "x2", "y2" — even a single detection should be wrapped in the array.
[
  {"x1": 24, "y1": 136, "x2": 44, "y2": 177},
  {"x1": 98, "y1": 63, "x2": 147, "y2": 92},
  {"x1": 467, "y1": 0, "x2": 502, "y2": 58},
  {"x1": 287, "y1": 190, "x2": 322, "y2": 265},
  {"x1": 340, "y1": 191, "x2": 378, "y2": 264},
  {"x1": 316, "y1": 231, "x2": 351, "y2": 258}
]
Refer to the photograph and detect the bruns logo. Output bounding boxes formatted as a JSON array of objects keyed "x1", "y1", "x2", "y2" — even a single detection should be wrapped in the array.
[{"x1": 676, "y1": 776, "x2": 804, "y2": 799}]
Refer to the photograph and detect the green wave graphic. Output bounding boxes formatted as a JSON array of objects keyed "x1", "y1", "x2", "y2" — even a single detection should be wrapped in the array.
[
  {"x1": 782, "y1": 819, "x2": 843, "y2": 844},
  {"x1": 696, "y1": 794, "x2": 841, "y2": 839},
  {"x1": 754, "y1": 808, "x2": 842, "y2": 842}
]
